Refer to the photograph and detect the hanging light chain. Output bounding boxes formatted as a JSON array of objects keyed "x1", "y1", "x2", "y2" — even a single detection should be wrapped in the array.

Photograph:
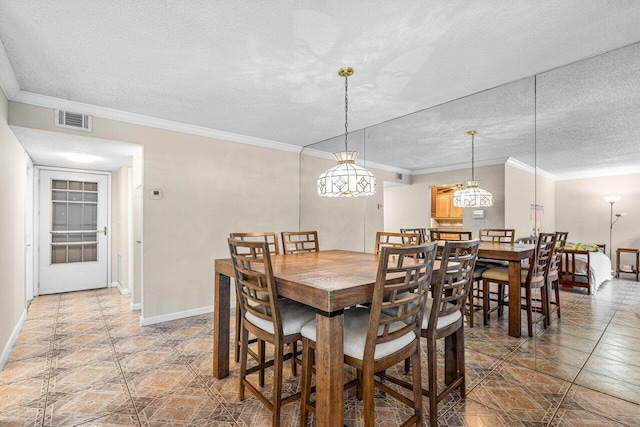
[
  {"x1": 468, "y1": 130, "x2": 477, "y2": 181},
  {"x1": 344, "y1": 74, "x2": 349, "y2": 153}
]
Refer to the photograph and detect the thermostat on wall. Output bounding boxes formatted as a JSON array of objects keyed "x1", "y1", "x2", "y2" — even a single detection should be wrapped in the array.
[
  {"x1": 473, "y1": 209, "x2": 484, "y2": 219},
  {"x1": 150, "y1": 189, "x2": 163, "y2": 200}
]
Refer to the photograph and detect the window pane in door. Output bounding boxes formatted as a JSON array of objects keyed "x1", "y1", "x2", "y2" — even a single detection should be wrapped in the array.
[{"x1": 50, "y1": 180, "x2": 99, "y2": 264}]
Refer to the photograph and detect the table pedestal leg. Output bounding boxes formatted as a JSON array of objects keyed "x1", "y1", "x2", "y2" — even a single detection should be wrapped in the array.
[
  {"x1": 213, "y1": 272, "x2": 230, "y2": 378},
  {"x1": 508, "y1": 261, "x2": 522, "y2": 338},
  {"x1": 315, "y1": 313, "x2": 344, "y2": 427}
]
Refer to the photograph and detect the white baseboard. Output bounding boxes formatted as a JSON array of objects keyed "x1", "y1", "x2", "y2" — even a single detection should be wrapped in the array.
[
  {"x1": 110, "y1": 281, "x2": 131, "y2": 295},
  {"x1": 0, "y1": 309, "x2": 27, "y2": 371},
  {"x1": 130, "y1": 302, "x2": 141, "y2": 311},
  {"x1": 140, "y1": 305, "x2": 214, "y2": 326}
]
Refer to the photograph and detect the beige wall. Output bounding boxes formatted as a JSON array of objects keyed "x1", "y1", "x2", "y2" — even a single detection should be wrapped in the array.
[
  {"x1": 536, "y1": 172, "x2": 556, "y2": 235},
  {"x1": 132, "y1": 153, "x2": 143, "y2": 306},
  {"x1": 9, "y1": 101, "x2": 300, "y2": 322},
  {"x1": 555, "y1": 173, "x2": 640, "y2": 263},
  {"x1": 0, "y1": 91, "x2": 26, "y2": 369},
  {"x1": 505, "y1": 164, "x2": 537, "y2": 238},
  {"x1": 383, "y1": 183, "x2": 430, "y2": 233}
]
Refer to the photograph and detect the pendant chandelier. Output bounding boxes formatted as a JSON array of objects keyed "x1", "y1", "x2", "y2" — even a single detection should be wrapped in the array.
[
  {"x1": 453, "y1": 130, "x2": 494, "y2": 207},
  {"x1": 317, "y1": 67, "x2": 376, "y2": 197}
]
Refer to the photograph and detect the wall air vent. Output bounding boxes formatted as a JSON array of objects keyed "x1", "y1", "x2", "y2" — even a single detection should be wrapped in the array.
[
  {"x1": 55, "y1": 110, "x2": 92, "y2": 132},
  {"x1": 396, "y1": 173, "x2": 403, "y2": 181}
]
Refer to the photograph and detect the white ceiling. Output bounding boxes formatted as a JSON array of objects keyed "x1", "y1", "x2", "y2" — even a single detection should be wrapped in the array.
[{"x1": 1, "y1": 1, "x2": 640, "y2": 176}]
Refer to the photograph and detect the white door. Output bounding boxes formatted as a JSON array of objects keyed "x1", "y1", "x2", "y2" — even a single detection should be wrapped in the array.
[{"x1": 38, "y1": 169, "x2": 109, "y2": 294}]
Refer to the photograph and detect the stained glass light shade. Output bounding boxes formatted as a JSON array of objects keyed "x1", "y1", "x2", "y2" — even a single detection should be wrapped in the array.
[
  {"x1": 453, "y1": 180, "x2": 494, "y2": 207},
  {"x1": 317, "y1": 151, "x2": 376, "y2": 197}
]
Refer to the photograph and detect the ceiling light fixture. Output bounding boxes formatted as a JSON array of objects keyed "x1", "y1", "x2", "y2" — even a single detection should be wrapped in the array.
[
  {"x1": 453, "y1": 130, "x2": 494, "y2": 208},
  {"x1": 317, "y1": 67, "x2": 376, "y2": 197}
]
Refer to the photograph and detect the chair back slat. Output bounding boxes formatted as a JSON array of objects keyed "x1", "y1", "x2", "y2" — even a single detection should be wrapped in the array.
[
  {"x1": 364, "y1": 243, "x2": 438, "y2": 360},
  {"x1": 479, "y1": 228, "x2": 515, "y2": 243},
  {"x1": 428, "y1": 239, "x2": 479, "y2": 332},
  {"x1": 230, "y1": 232, "x2": 280, "y2": 255},
  {"x1": 228, "y1": 238, "x2": 282, "y2": 336},
  {"x1": 374, "y1": 231, "x2": 420, "y2": 254},
  {"x1": 281, "y1": 231, "x2": 319, "y2": 254}
]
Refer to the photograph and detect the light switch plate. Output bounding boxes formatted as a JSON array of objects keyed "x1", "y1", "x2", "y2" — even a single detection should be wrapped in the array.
[{"x1": 150, "y1": 189, "x2": 163, "y2": 200}]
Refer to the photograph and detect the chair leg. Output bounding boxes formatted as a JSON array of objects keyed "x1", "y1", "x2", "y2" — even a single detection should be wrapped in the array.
[
  {"x1": 291, "y1": 341, "x2": 298, "y2": 376},
  {"x1": 541, "y1": 284, "x2": 548, "y2": 329},
  {"x1": 235, "y1": 304, "x2": 241, "y2": 363},
  {"x1": 362, "y1": 365, "x2": 376, "y2": 427},
  {"x1": 497, "y1": 284, "x2": 505, "y2": 317},
  {"x1": 299, "y1": 338, "x2": 312, "y2": 427},
  {"x1": 272, "y1": 342, "x2": 284, "y2": 427},
  {"x1": 404, "y1": 357, "x2": 411, "y2": 374},
  {"x1": 457, "y1": 328, "x2": 466, "y2": 398},
  {"x1": 467, "y1": 288, "x2": 474, "y2": 328},
  {"x1": 410, "y1": 348, "x2": 423, "y2": 426},
  {"x1": 554, "y1": 279, "x2": 561, "y2": 318},
  {"x1": 525, "y1": 286, "x2": 533, "y2": 337},
  {"x1": 482, "y1": 279, "x2": 490, "y2": 325},
  {"x1": 427, "y1": 338, "x2": 438, "y2": 427},
  {"x1": 239, "y1": 327, "x2": 248, "y2": 401},
  {"x1": 258, "y1": 339, "x2": 266, "y2": 387}
]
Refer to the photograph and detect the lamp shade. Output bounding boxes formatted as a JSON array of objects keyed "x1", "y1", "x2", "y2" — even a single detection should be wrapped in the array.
[
  {"x1": 317, "y1": 151, "x2": 376, "y2": 197},
  {"x1": 604, "y1": 196, "x2": 621, "y2": 203},
  {"x1": 453, "y1": 180, "x2": 494, "y2": 207}
]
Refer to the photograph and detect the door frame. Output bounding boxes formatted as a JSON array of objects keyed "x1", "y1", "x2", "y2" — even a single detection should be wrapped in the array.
[
  {"x1": 34, "y1": 166, "x2": 112, "y2": 297},
  {"x1": 25, "y1": 154, "x2": 34, "y2": 303}
]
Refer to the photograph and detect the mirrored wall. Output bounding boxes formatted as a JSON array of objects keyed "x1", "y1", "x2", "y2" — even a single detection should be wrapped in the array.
[{"x1": 299, "y1": 40, "x2": 640, "y2": 382}]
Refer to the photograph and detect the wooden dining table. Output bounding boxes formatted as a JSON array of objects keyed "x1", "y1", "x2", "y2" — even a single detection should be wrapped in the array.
[{"x1": 212, "y1": 243, "x2": 534, "y2": 426}]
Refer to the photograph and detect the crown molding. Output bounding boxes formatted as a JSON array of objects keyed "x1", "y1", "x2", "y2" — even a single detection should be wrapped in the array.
[
  {"x1": 0, "y1": 40, "x2": 20, "y2": 100},
  {"x1": 413, "y1": 157, "x2": 510, "y2": 176},
  {"x1": 555, "y1": 166, "x2": 640, "y2": 181},
  {"x1": 505, "y1": 157, "x2": 557, "y2": 180},
  {"x1": 300, "y1": 147, "x2": 413, "y2": 176},
  {"x1": 12, "y1": 91, "x2": 304, "y2": 154}
]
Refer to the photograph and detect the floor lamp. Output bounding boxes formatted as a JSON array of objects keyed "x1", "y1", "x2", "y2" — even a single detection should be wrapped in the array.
[{"x1": 604, "y1": 196, "x2": 621, "y2": 259}]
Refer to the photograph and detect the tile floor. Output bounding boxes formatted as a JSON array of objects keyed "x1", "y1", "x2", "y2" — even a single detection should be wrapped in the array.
[{"x1": 1, "y1": 279, "x2": 640, "y2": 426}]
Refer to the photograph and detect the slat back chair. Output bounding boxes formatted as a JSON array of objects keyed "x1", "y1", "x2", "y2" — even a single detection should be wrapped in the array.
[
  {"x1": 522, "y1": 232, "x2": 557, "y2": 335},
  {"x1": 429, "y1": 230, "x2": 473, "y2": 241},
  {"x1": 475, "y1": 229, "x2": 515, "y2": 321},
  {"x1": 281, "y1": 230, "x2": 319, "y2": 254},
  {"x1": 300, "y1": 243, "x2": 438, "y2": 427},
  {"x1": 229, "y1": 232, "x2": 281, "y2": 370},
  {"x1": 547, "y1": 231, "x2": 569, "y2": 320},
  {"x1": 374, "y1": 231, "x2": 420, "y2": 255},
  {"x1": 229, "y1": 238, "x2": 315, "y2": 425},
  {"x1": 423, "y1": 239, "x2": 479, "y2": 426},
  {"x1": 387, "y1": 239, "x2": 479, "y2": 427},
  {"x1": 400, "y1": 228, "x2": 428, "y2": 244},
  {"x1": 230, "y1": 231, "x2": 280, "y2": 256},
  {"x1": 479, "y1": 228, "x2": 515, "y2": 243}
]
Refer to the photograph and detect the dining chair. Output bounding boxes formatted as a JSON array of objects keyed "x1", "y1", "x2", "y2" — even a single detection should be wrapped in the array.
[
  {"x1": 482, "y1": 233, "x2": 556, "y2": 336},
  {"x1": 386, "y1": 239, "x2": 479, "y2": 426},
  {"x1": 429, "y1": 230, "x2": 473, "y2": 241},
  {"x1": 546, "y1": 231, "x2": 568, "y2": 322},
  {"x1": 281, "y1": 230, "x2": 319, "y2": 254},
  {"x1": 229, "y1": 232, "x2": 284, "y2": 378},
  {"x1": 374, "y1": 231, "x2": 420, "y2": 254},
  {"x1": 475, "y1": 228, "x2": 516, "y2": 323},
  {"x1": 228, "y1": 238, "x2": 316, "y2": 426},
  {"x1": 400, "y1": 227, "x2": 428, "y2": 244},
  {"x1": 299, "y1": 243, "x2": 438, "y2": 427}
]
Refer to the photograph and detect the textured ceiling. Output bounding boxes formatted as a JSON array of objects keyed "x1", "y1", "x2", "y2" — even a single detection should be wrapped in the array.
[{"x1": 1, "y1": 1, "x2": 640, "y2": 176}]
